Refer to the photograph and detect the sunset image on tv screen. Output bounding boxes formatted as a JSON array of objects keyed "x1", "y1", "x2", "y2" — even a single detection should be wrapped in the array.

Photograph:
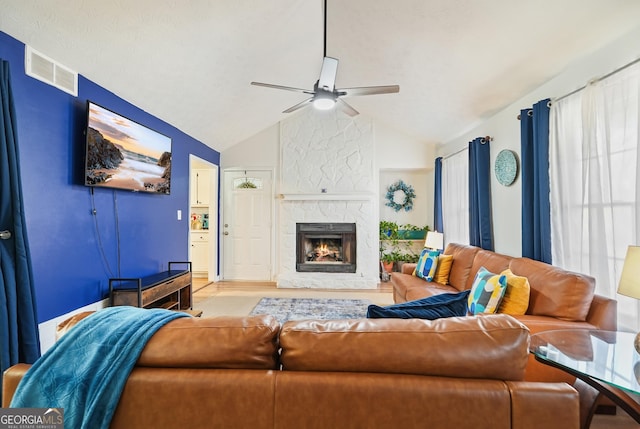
[{"x1": 85, "y1": 102, "x2": 172, "y2": 194}]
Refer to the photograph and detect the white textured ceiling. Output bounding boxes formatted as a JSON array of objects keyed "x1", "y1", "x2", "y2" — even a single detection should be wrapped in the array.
[{"x1": 2, "y1": 0, "x2": 640, "y2": 151}]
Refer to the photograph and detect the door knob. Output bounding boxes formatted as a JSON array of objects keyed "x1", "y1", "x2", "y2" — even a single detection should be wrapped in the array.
[
  {"x1": 224, "y1": 231, "x2": 229, "y2": 235},
  {"x1": 0, "y1": 230, "x2": 11, "y2": 240}
]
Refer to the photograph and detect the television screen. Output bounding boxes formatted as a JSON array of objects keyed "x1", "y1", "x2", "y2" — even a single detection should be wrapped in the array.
[{"x1": 84, "y1": 101, "x2": 172, "y2": 194}]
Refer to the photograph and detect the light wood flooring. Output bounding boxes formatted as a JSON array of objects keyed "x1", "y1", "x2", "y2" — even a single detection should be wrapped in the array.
[
  {"x1": 191, "y1": 278, "x2": 638, "y2": 429},
  {"x1": 193, "y1": 278, "x2": 393, "y2": 302}
]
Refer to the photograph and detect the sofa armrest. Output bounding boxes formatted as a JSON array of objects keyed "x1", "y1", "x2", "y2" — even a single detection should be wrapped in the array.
[
  {"x1": 401, "y1": 263, "x2": 416, "y2": 275},
  {"x1": 586, "y1": 294, "x2": 617, "y2": 331},
  {"x1": 2, "y1": 363, "x2": 30, "y2": 407}
]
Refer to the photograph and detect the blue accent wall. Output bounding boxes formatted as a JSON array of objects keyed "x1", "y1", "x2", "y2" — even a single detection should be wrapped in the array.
[{"x1": 0, "y1": 31, "x2": 220, "y2": 323}]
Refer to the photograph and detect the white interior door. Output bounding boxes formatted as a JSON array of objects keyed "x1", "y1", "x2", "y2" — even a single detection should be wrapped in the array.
[{"x1": 222, "y1": 170, "x2": 272, "y2": 280}]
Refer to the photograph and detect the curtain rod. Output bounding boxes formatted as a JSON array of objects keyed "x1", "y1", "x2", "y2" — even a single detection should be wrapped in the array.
[
  {"x1": 551, "y1": 55, "x2": 640, "y2": 105},
  {"x1": 518, "y1": 55, "x2": 640, "y2": 119},
  {"x1": 441, "y1": 136, "x2": 492, "y2": 160}
]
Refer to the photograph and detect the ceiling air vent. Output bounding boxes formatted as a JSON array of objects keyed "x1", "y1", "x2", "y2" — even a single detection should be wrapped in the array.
[{"x1": 25, "y1": 45, "x2": 78, "y2": 96}]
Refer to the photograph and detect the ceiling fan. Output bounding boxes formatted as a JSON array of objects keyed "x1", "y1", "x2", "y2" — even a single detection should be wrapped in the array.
[{"x1": 250, "y1": 0, "x2": 399, "y2": 117}]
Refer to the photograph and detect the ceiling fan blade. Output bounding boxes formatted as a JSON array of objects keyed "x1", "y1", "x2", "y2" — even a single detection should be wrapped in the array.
[
  {"x1": 337, "y1": 98, "x2": 359, "y2": 117},
  {"x1": 251, "y1": 81, "x2": 313, "y2": 94},
  {"x1": 317, "y1": 57, "x2": 338, "y2": 91},
  {"x1": 338, "y1": 85, "x2": 400, "y2": 96},
  {"x1": 283, "y1": 98, "x2": 313, "y2": 114}
]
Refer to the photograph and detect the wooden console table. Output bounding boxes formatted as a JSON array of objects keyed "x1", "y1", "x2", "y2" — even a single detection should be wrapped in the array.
[{"x1": 109, "y1": 262, "x2": 193, "y2": 311}]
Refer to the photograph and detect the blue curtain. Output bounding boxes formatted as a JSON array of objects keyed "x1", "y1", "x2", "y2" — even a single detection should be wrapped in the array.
[
  {"x1": 469, "y1": 137, "x2": 493, "y2": 250},
  {"x1": 0, "y1": 59, "x2": 41, "y2": 401},
  {"x1": 520, "y1": 99, "x2": 551, "y2": 263},
  {"x1": 433, "y1": 157, "x2": 443, "y2": 233}
]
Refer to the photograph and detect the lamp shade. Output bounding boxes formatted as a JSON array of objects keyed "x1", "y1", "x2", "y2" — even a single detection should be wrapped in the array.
[
  {"x1": 617, "y1": 245, "x2": 640, "y2": 300},
  {"x1": 424, "y1": 231, "x2": 444, "y2": 251}
]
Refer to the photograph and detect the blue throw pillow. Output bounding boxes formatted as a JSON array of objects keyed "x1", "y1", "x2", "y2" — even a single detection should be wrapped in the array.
[
  {"x1": 414, "y1": 249, "x2": 440, "y2": 281},
  {"x1": 366, "y1": 290, "x2": 471, "y2": 320}
]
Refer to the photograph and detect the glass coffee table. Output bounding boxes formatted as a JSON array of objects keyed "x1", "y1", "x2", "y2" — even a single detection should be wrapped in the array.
[{"x1": 530, "y1": 329, "x2": 640, "y2": 429}]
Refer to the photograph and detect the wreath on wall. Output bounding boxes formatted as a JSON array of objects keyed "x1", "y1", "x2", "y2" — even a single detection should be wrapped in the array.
[{"x1": 385, "y1": 180, "x2": 416, "y2": 212}]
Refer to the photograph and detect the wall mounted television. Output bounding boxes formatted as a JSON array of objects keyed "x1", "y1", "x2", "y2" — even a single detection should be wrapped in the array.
[{"x1": 84, "y1": 101, "x2": 172, "y2": 194}]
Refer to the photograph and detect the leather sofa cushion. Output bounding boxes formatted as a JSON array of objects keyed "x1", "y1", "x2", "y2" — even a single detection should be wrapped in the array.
[
  {"x1": 445, "y1": 243, "x2": 481, "y2": 291},
  {"x1": 510, "y1": 258, "x2": 595, "y2": 322},
  {"x1": 138, "y1": 315, "x2": 280, "y2": 369},
  {"x1": 279, "y1": 314, "x2": 529, "y2": 380},
  {"x1": 465, "y1": 249, "x2": 513, "y2": 290},
  {"x1": 404, "y1": 279, "x2": 458, "y2": 301}
]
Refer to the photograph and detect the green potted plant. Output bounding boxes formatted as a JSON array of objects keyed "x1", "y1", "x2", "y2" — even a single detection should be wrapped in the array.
[
  {"x1": 379, "y1": 220, "x2": 399, "y2": 240},
  {"x1": 380, "y1": 252, "x2": 395, "y2": 273},
  {"x1": 396, "y1": 251, "x2": 420, "y2": 273},
  {"x1": 380, "y1": 221, "x2": 400, "y2": 260}
]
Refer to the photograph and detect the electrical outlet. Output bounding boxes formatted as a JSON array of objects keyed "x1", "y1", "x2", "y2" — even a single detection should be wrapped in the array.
[{"x1": 177, "y1": 210, "x2": 182, "y2": 220}]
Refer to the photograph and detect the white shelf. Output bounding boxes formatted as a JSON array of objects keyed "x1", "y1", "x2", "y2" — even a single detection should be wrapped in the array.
[{"x1": 279, "y1": 193, "x2": 374, "y2": 201}]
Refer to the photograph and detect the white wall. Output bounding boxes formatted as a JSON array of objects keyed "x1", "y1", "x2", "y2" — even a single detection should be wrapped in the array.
[
  {"x1": 221, "y1": 123, "x2": 280, "y2": 170},
  {"x1": 375, "y1": 121, "x2": 436, "y2": 230},
  {"x1": 375, "y1": 121, "x2": 435, "y2": 169},
  {"x1": 379, "y1": 169, "x2": 431, "y2": 229},
  {"x1": 439, "y1": 25, "x2": 640, "y2": 257}
]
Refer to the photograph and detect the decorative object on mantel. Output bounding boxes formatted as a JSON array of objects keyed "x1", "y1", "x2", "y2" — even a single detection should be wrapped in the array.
[
  {"x1": 494, "y1": 149, "x2": 519, "y2": 186},
  {"x1": 616, "y1": 245, "x2": 640, "y2": 353},
  {"x1": 385, "y1": 180, "x2": 416, "y2": 212}
]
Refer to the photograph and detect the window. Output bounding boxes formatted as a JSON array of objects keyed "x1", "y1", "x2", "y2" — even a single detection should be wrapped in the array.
[
  {"x1": 233, "y1": 177, "x2": 263, "y2": 189},
  {"x1": 550, "y1": 61, "x2": 640, "y2": 330},
  {"x1": 441, "y1": 149, "x2": 469, "y2": 247}
]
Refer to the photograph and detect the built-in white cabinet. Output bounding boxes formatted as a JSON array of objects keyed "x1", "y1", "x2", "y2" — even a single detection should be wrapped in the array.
[
  {"x1": 191, "y1": 169, "x2": 211, "y2": 206},
  {"x1": 190, "y1": 231, "x2": 209, "y2": 274}
]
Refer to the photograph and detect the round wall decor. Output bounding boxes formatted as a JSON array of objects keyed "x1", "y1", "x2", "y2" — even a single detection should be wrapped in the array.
[
  {"x1": 385, "y1": 180, "x2": 415, "y2": 212},
  {"x1": 494, "y1": 149, "x2": 519, "y2": 186}
]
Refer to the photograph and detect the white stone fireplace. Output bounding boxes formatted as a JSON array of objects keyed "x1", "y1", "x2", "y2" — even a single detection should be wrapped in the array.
[{"x1": 277, "y1": 109, "x2": 378, "y2": 289}]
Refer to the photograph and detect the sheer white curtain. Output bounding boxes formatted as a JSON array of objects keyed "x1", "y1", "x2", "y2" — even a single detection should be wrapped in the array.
[
  {"x1": 550, "y1": 61, "x2": 640, "y2": 331},
  {"x1": 442, "y1": 149, "x2": 469, "y2": 247}
]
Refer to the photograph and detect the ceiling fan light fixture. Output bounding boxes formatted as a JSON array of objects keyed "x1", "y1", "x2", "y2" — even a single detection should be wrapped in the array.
[
  {"x1": 313, "y1": 96, "x2": 336, "y2": 110},
  {"x1": 313, "y1": 90, "x2": 336, "y2": 110},
  {"x1": 250, "y1": 0, "x2": 398, "y2": 116}
]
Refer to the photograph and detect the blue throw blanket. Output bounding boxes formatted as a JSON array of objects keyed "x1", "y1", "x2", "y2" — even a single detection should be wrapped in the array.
[{"x1": 10, "y1": 306, "x2": 188, "y2": 429}]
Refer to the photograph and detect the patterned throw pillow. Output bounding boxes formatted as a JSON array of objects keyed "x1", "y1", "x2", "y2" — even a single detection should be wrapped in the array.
[
  {"x1": 467, "y1": 267, "x2": 508, "y2": 315},
  {"x1": 414, "y1": 249, "x2": 440, "y2": 281},
  {"x1": 497, "y1": 269, "x2": 531, "y2": 315},
  {"x1": 434, "y1": 254, "x2": 453, "y2": 285}
]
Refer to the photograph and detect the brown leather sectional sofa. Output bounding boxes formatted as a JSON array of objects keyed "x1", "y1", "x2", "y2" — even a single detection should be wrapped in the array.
[
  {"x1": 3, "y1": 313, "x2": 579, "y2": 428},
  {"x1": 391, "y1": 243, "x2": 618, "y2": 382}
]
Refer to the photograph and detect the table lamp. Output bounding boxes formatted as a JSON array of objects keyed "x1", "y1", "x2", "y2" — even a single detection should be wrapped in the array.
[
  {"x1": 617, "y1": 245, "x2": 640, "y2": 353},
  {"x1": 424, "y1": 231, "x2": 444, "y2": 251}
]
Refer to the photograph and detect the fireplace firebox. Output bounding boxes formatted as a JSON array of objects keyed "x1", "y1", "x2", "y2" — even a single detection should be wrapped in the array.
[{"x1": 296, "y1": 223, "x2": 356, "y2": 273}]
